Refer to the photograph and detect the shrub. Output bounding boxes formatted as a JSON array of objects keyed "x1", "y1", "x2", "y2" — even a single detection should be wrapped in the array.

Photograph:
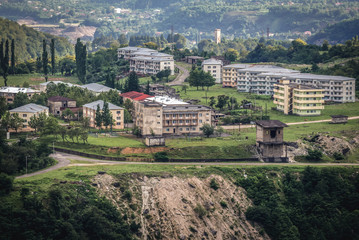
[
  {"x1": 0, "y1": 173, "x2": 14, "y2": 195},
  {"x1": 123, "y1": 189, "x2": 132, "y2": 201},
  {"x1": 154, "y1": 151, "x2": 169, "y2": 162},
  {"x1": 220, "y1": 200, "x2": 228, "y2": 208},
  {"x1": 333, "y1": 152, "x2": 344, "y2": 160},
  {"x1": 194, "y1": 204, "x2": 207, "y2": 219},
  {"x1": 306, "y1": 149, "x2": 323, "y2": 161},
  {"x1": 210, "y1": 178, "x2": 219, "y2": 190}
]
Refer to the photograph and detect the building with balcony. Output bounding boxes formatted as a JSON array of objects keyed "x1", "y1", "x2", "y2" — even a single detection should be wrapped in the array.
[
  {"x1": 134, "y1": 99, "x2": 212, "y2": 137},
  {"x1": 221, "y1": 64, "x2": 355, "y2": 103},
  {"x1": 273, "y1": 80, "x2": 324, "y2": 116},
  {"x1": 202, "y1": 58, "x2": 223, "y2": 84},
  {"x1": 83, "y1": 100, "x2": 124, "y2": 129},
  {"x1": 0, "y1": 87, "x2": 40, "y2": 104},
  {"x1": 118, "y1": 47, "x2": 175, "y2": 75},
  {"x1": 9, "y1": 103, "x2": 49, "y2": 132}
]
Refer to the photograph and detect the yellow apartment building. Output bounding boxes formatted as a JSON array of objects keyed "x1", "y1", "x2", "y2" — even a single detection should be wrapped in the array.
[
  {"x1": 273, "y1": 80, "x2": 324, "y2": 116},
  {"x1": 9, "y1": 103, "x2": 49, "y2": 132},
  {"x1": 82, "y1": 100, "x2": 124, "y2": 129}
]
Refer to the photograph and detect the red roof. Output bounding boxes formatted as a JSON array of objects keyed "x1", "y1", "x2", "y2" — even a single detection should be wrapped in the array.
[{"x1": 120, "y1": 91, "x2": 153, "y2": 101}]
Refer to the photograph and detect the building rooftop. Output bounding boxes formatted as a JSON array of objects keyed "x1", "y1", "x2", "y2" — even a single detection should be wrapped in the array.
[
  {"x1": 0, "y1": 87, "x2": 40, "y2": 94},
  {"x1": 10, "y1": 103, "x2": 48, "y2": 113},
  {"x1": 163, "y1": 104, "x2": 211, "y2": 111},
  {"x1": 202, "y1": 58, "x2": 222, "y2": 65},
  {"x1": 39, "y1": 81, "x2": 76, "y2": 87},
  {"x1": 131, "y1": 56, "x2": 173, "y2": 62},
  {"x1": 223, "y1": 64, "x2": 251, "y2": 69},
  {"x1": 48, "y1": 96, "x2": 75, "y2": 102},
  {"x1": 120, "y1": 91, "x2": 153, "y2": 101},
  {"x1": 186, "y1": 56, "x2": 204, "y2": 59},
  {"x1": 238, "y1": 65, "x2": 299, "y2": 73},
  {"x1": 80, "y1": 83, "x2": 115, "y2": 93},
  {"x1": 145, "y1": 96, "x2": 188, "y2": 105},
  {"x1": 331, "y1": 115, "x2": 348, "y2": 118},
  {"x1": 118, "y1": 47, "x2": 156, "y2": 52},
  {"x1": 256, "y1": 120, "x2": 288, "y2": 128},
  {"x1": 83, "y1": 100, "x2": 123, "y2": 110}
]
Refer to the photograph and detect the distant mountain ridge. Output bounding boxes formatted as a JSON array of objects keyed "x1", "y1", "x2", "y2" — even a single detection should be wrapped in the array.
[
  {"x1": 0, "y1": 17, "x2": 74, "y2": 62},
  {"x1": 308, "y1": 18, "x2": 359, "y2": 45}
]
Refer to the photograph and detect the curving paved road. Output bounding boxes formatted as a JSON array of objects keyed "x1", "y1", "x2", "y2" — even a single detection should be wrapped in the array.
[
  {"x1": 15, "y1": 152, "x2": 359, "y2": 179},
  {"x1": 168, "y1": 64, "x2": 190, "y2": 86}
]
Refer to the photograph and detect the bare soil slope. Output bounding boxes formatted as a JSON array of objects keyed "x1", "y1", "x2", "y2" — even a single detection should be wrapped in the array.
[{"x1": 93, "y1": 173, "x2": 269, "y2": 240}]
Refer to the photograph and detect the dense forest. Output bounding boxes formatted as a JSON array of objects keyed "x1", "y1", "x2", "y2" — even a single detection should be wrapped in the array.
[
  {"x1": 0, "y1": 18, "x2": 73, "y2": 61},
  {"x1": 239, "y1": 167, "x2": 359, "y2": 240}
]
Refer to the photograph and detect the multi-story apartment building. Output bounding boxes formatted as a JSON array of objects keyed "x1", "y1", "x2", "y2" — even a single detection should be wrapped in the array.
[
  {"x1": 130, "y1": 56, "x2": 174, "y2": 75},
  {"x1": 202, "y1": 58, "x2": 223, "y2": 84},
  {"x1": 222, "y1": 64, "x2": 250, "y2": 88},
  {"x1": 118, "y1": 47, "x2": 175, "y2": 75},
  {"x1": 83, "y1": 100, "x2": 124, "y2": 129},
  {"x1": 134, "y1": 100, "x2": 212, "y2": 136},
  {"x1": 0, "y1": 87, "x2": 40, "y2": 104},
  {"x1": 273, "y1": 80, "x2": 324, "y2": 116},
  {"x1": 9, "y1": 103, "x2": 49, "y2": 132},
  {"x1": 221, "y1": 64, "x2": 355, "y2": 103}
]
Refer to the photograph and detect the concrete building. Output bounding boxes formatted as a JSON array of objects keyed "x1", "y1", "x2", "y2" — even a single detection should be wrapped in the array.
[
  {"x1": 273, "y1": 80, "x2": 325, "y2": 116},
  {"x1": 145, "y1": 95, "x2": 188, "y2": 105},
  {"x1": 135, "y1": 100, "x2": 212, "y2": 137},
  {"x1": 214, "y1": 29, "x2": 221, "y2": 44},
  {"x1": 80, "y1": 83, "x2": 116, "y2": 95},
  {"x1": 47, "y1": 96, "x2": 77, "y2": 116},
  {"x1": 83, "y1": 100, "x2": 124, "y2": 129},
  {"x1": 221, "y1": 64, "x2": 355, "y2": 103},
  {"x1": 9, "y1": 103, "x2": 49, "y2": 132},
  {"x1": 0, "y1": 87, "x2": 40, "y2": 104},
  {"x1": 256, "y1": 120, "x2": 288, "y2": 162},
  {"x1": 202, "y1": 58, "x2": 223, "y2": 84},
  {"x1": 118, "y1": 47, "x2": 175, "y2": 75},
  {"x1": 185, "y1": 56, "x2": 204, "y2": 65}
]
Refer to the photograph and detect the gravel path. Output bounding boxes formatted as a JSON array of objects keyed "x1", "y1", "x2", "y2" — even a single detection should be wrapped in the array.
[{"x1": 168, "y1": 64, "x2": 190, "y2": 86}]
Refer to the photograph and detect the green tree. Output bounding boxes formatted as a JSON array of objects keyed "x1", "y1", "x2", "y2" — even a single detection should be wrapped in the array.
[
  {"x1": 95, "y1": 104, "x2": 103, "y2": 131},
  {"x1": 10, "y1": 39, "x2": 15, "y2": 75},
  {"x1": 181, "y1": 85, "x2": 188, "y2": 94},
  {"x1": 62, "y1": 108, "x2": 74, "y2": 122},
  {"x1": 202, "y1": 123, "x2": 214, "y2": 137},
  {"x1": 0, "y1": 97, "x2": 7, "y2": 117},
  {"x1": 1, "y1": 40, "x2": 10, "y2": 86},
  {"x1": 75, "y1": 38, "x2": 87, "y2": 84},
  {"x1": 306, "y1": 149, "x2": 323, "y2": 161},
  {"x1": 216, "y1": 95, "x2": 229, "y2": 111},
  {"x1": 12, "y1": 92, "x2": 29, "y2": 108},
  {"x1": 145, "y1": 80, "x2": 150, "y2": 95},
  {"x1": 50, "y1": 39, "x2": 56, "y2": 75},
  {"x1": 224, "y1": 48, "x2": 239, "y2": 62},
  {"x1": 102, "y1": 101, "x2": 112, "y2": 132},
  {"x1": 125, "y1": 71, "x2": 140, "y2": 92},
  {"x1": 144, "y1": 42, "x2": 158, "y2": 50},
  {"x1": 203, "y1": 71, "x2": 216, "y2": 90},
  {"x1": 216, "y1": 126, "x2": 224, "y2": 137},
  {"x1": 188, "y1": 68, "x2": 201, "y2": 90},
  {"x1": 0, "y1": 111, "x2": 11, "y2": 132},
  {"x1": 209, "y1": 96, "x2": 216, "y2": 108},
  {"x1": 10, "y1": 113, "x2": 24, "y2": 133},
  {"x1": 42, "y1": 40, "x2": 49, "y2": 82}
]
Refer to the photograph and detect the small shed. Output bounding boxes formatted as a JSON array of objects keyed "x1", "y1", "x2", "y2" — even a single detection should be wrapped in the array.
[{"x1": 330, "y1": 115, "x2": 348, "y2": 124}]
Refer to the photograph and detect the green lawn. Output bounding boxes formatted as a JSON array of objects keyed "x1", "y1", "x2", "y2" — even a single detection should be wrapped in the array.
[
  {"x1": 86, "y1": 134, "x2": 145, "y2": 148},
  {"x1": 174, "y1": 84, "x2": 359, "y2": 123},
  {"x1": 1, "y1": 74, "x2": 80, "y2": 87}
]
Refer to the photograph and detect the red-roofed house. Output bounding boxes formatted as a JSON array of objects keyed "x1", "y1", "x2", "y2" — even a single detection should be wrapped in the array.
[{"x1": 120, "y1": 91, "x2": 153, "y2": 103}]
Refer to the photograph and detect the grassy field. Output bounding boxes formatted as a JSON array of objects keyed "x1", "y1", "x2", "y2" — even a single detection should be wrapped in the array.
[
  {"x1": 86, "y1": 134, "x2": 145, "y2": 148},
  {"x1": 1, "y1": 74, "x2": 80, "y2": 87},
  {"x1": 174, "y1": 84, "x2": 359, "y2": 123}
]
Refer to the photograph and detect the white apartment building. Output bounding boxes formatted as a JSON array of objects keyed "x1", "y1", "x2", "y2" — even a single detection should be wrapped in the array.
[
  {"x1": 0, "y1": 87, "x2": 40, "y2": 104},
  {"x1": 222, "y1": 64, "x2": 355, "y2": 103},
  {"x1": 118, "y1": 47, "x2": 175, "y2": 75},
  {"x1": 202, "y1": 58, "x2": 223, "y2": 84}
]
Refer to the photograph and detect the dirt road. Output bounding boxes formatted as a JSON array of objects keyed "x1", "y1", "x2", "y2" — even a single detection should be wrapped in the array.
[
  {"x1": 15, "y1": 152, "x2": 359, "y2": 179},
  {"x1": 221, "y1": 116, "x2": 359, "y2": 130},
  {"x1": 168, "y1": 64, "x2": 189, "y2": 86}
]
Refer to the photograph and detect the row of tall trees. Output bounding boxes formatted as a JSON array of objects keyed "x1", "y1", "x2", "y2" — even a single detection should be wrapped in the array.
[
  {"x1": 187, "y1": 66, "x2": 216, "y2": 91},
  {"x1": 75, "y1": 38, "x2": 87, "y2": 84},
  {"x1": 94, "y1": 101, "x2": 113, "y2": 132}
]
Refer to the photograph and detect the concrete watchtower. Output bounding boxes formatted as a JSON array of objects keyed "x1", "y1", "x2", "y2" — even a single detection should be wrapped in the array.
[{"x1": 256, "y1": 120, "x2": 288, "y2": 162}]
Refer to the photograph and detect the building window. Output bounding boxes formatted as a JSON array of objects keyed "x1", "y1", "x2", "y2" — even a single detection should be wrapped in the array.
[
  {"x1": 23, "y1": 114, "x2": 27, "y2": 117},
  {"x1": 117, "y1": 117, "x2": 121, "y2": 120},
  {"x1": 116, "y1": 122, "x2": 121, "y2": 125},
  {"x1": 186, "y1": 120, "x2": 189, "y2": 123},
  {"x1": 157, "y1": 122, "x2": 160, "y2": 124},
  {"x1": 193, "y1": 114, "x2": 196, "y2": 117},
  {"x1": 192, "y1": 120, "x2": 196, "y2": 123},
  {"x1": 116, "y1": 111, "x2": 121, "y2": 114},
  {"x1": 192, "y1": 127, "x2": 196, "y2": 131},
  {"x1": 166, "y1": 128, "x2": 170, "y2": 132},
  {"x1": 199, "y1": 120, "x2": 202, "y2": 123},
  {"x1": 179, "y1": 120, "x2": 183, "y2": 123},
  {"x1": 179, "y1": 128, "x2": 183, "y2": 131},
  {"x1": 173, "y1": 120, "x2": 176, "y2": 123},
  {"x1": 186, "y1": 128, "x2": 189, "y2": 131},
  {"x1": 199, "y1": 113, "x2": 202, "y2": 117}
]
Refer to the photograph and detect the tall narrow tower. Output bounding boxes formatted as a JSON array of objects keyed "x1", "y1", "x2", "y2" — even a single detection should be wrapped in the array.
[{"x1": 214, "y1": 29, "x2": 221, "y2": 44}]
